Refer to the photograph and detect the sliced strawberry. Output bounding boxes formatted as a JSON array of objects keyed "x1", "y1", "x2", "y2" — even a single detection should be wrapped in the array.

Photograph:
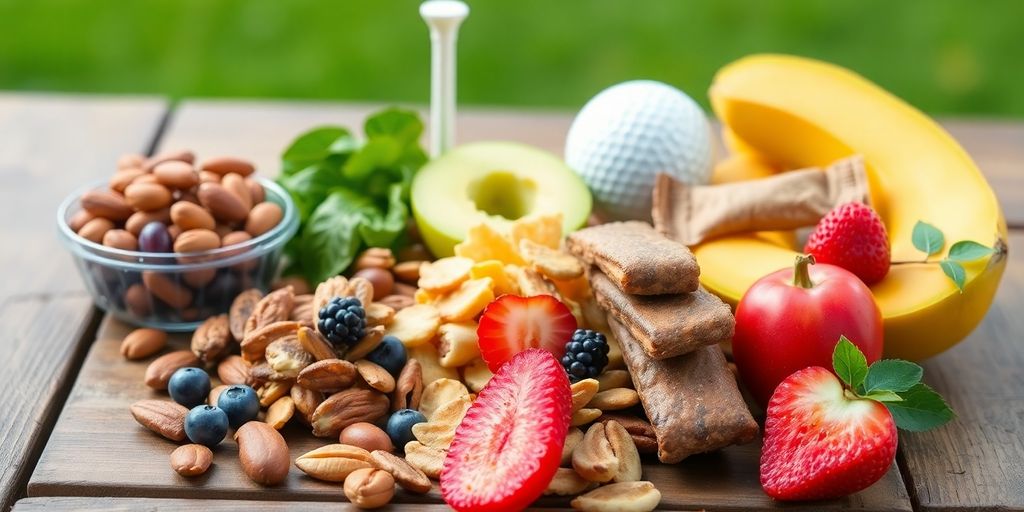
[
  {"x1": 441, "y1": 349, "x2": 572, "y2": 512},
  {"x1": 761, "y1": 366, "x2": 898, "y2": 501},
  {"x1": 477, "y1": 294, "x2": 577, "y2": 373}
]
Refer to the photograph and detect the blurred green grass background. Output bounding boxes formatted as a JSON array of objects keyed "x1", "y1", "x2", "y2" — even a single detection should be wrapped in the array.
[{"x1": 1, "y1": 0, "x2": 1021, "y2": 116}]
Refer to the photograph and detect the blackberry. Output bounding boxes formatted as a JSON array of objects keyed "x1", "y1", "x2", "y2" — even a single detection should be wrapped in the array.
[
  {"x1": 317, "y1": 296, "x2": 366, "y2": 346},
  {"x1": 561, "y1": 329, "x2": 610, "y2": 383}
]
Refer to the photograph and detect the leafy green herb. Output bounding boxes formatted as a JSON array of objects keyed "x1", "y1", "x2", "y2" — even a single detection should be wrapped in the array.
[
  {"x1": 832, "y1": 336, "x2": 867, "y2": 391},
  {"x1": 939, "y1": 259, "x2": 967, "y2": 292},
  {"x1": 906, "y1": 221, "x2": 998, "y2": 292},
  {"x1": 277, "y1": 108, "x2": 427, "y2": 284},
  {"x1": 911, "y1": 221, "x2": 944, "y2": 257},
  {"x1": 830, "y1": 338, "x2": 954, "y2": 432}
]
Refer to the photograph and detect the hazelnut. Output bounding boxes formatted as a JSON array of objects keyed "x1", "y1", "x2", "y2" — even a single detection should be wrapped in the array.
[
  {"x1": 353, "y1": 267, "x2": 394, "y2": 300},
  {"x1": 340, "y1": 422, "x2": 394, "y2": 453},
  {"x1": 343, "y1": 468, "x2": 395, "y2": 509}
]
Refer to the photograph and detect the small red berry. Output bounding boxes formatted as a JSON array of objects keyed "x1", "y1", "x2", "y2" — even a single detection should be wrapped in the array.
[{"x1": 805, "y1": 202, "x2": 890, "y2": 285}]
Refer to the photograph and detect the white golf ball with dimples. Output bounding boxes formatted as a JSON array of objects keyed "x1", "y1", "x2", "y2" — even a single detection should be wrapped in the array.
[{"x1": 565, "y1": 80, "x2": 713, "y2": 221}]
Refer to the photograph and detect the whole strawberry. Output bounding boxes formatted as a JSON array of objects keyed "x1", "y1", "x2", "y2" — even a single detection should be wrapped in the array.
[
  {"x1": 804, "y1": 202, "x2": 890, "y2": 285},
  {"x1": 761, "y1": 337, "x2": 954, "y2": 501}
]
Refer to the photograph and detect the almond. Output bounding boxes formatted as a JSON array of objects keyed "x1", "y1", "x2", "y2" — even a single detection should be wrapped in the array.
[
  {"x1": 289, "y1": 294, "x2": 314, "y2": 326},
  {"x1": 222, "y1": 230, "x2": 252, "y2": 248},
  {"x1": 244, "y1": 201, "x2": 283, "y2": 237},
  {"x1": 124, "y1": 182, "x2": 173, "y2": 211},
  {"x1": 561, "y1": 428, "x2": 585, "y2": 466},
  {"x1": 241, "y1": 320, "x2": 300, "y2": 363},
  {"x1": 222, "y1": 172, "x2": 253, "y2": 211},
  {"x1": 370, "y1": 449, "x2": 432, "y2": 494},
  {"x1": 68, "y1": 209, "x2": 95, "y2": 232},
  {"x1": 110, "y1": 168, "x2": 146, "y2": 193},
  {"x1": 266, "y1": 335, "x2": 313, "y2": 379},
  {"x1": 344, "y1": 325, "x2": 384, "y2": 362},
  {"x1": 296, "y1": 358, "x2": 357, "y2": 391},
  {"x1": 295, "y1": 444, "x2": 373, "y2": 482},
  {"x1": 199, "y1": 170, "x2": 221, "y2": 184},
  {"x1": 170, "y1": 201, "x2": 216, "y2": 231},
  {"x1": 173, "y1": 228, "x2": 220, "y2": 254},
  {"x1": 589, "y1": 388, "x2": 640, "y2": 411},
  {"x1": 125, "y1": 208, "x2": 170, "y2": 236},
  {"x1": 311, "y1": 388, "x2": 390, "y2": 438},
  {"x1": 120, "y1": 327, "x2": 167, "y2": 360},
  {"x1": 570, "y1": 481, "x2": 661, "y2": 512},
  {"x1": 209, "y1": 384, "x2": 229, "y2": 406},
  {"x1": 143, "y1": 149, "x2": 195, "y2": 172},
  {"x1": 130, "y1": 399, "x2": 188, "y2": 441},
  {"x1": 153, "y1": 160, "x2": 199, "y2": 189},
  {"x1": 392, "y1": 359, "x2": 423, "y2": 411},
  {"x1": 229, "y1": 288, "x2": 263, "y2": 340},
  {"x1": 124, "y1": 283, "x2": 152, "y2": 316},
  {"x1": 235, "y1": 421, "x2": 290, "y2": 486},
  {"x1": 244, "y1": 287, "x2": 295, "y2": 338},
  {"x1": 191, "y1": 314, "x2": 231, "y2": 364},
  {"x1": 296, "y1": 325, "x2": 337, "y2": 362},
  {"x1": 101, "y1": 229, "x2": 137, "y2": 250},
  {"x1": 217, "y1": 355, "x2": 250, "y2": 385},
  {"x1": 265, "y1": 396, "x2": 295, "y2": 429},
  {"x1": 170, "y1": 444, "x2": 213, "y2": 477},
  {"x1": 77, "y1": 217, "x2": 115, "y2": 243},
  {"x1": 201, "y1": 156, "x2": 255, "y2": 176},
  {"x1": 355, "y1": 360, "x2": 396, "y2": 393},
  {"x1": 291, "y1": 384, "x2": 323, "y2": 423},
  {"x1": 142, "y1": 271, "x2": 193, "y2": 309},
  {"x1": 145, "y1": 350, "x2": 200, "y2": 390},
  {"x1": 118, "y1": 153, "x2": 146, "y2": 169},
  {"x1": 80, "y1": 189, "x2": 133, "y2": 221},
  {"x1": 347, "y1": 277, "x2": 375, "y2": 308},
  {"x1": 198, "y1": 182, "x2": 249, "y2": 223}
]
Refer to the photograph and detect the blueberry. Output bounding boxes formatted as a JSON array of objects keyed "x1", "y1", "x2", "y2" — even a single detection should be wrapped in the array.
[
  {"x1": 168, "y1": 367, "x2": 211, "y2": 408},
  {"x1": 386, "y1": 408, "x2": 427, "y2": 448},
  {"x1": 184, "y1": 405, "x2": 229, "y2": 447},
  {"x1": 217, "y1": 384, "x2": 260, "y2": 429},
  {"x1": 366, "y1": 335, "x2": 407, "y2": 376}
]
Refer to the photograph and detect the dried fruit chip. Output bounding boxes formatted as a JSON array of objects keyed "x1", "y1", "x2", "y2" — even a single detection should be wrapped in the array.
[
  {"x1": 469, "y1": 260, "x2": 519, "y2": 296},
  {"x1": 418, "y1": 256, "x2": 474, "y2": 294},
  {"x1": 419, "y1": 378, "x2": 470, "y2": 419},
  {"x1": 385, "y1": 304, "x2": 441, "y2": 348},
  {"x1": 408, "y1": 342, "x2": 460, "y2": 386},
  {"x1": 413, "y1": 394, "x2": 473, "y2": 449},
  {"x1": 461, "y1": 358, "x2": 494, "y2": 393},
  {"x1": 519, "y1": 239, "x2": 584, "y2": 281},
  {"x1": 437, "y1": 322, "x2": 481, "y2": 368},
  {"x1": 435, "y1": 277, "x2": 495, "y2": 322},
  {"x1": 454, "y1": 222, "x2": 526, "y2": 265},
  {"x1": 510, "y1": 212, "x2": 563, "y2": 250}
]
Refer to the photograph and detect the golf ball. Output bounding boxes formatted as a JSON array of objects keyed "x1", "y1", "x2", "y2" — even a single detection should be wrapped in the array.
[{"x1": 565, "y1": 80, "x2": 713, "y2": 221}]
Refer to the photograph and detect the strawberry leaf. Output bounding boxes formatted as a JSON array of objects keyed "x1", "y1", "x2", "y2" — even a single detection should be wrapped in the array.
[
  {"x1": 885, "y1": 383, "x2": 955, "y2": 432},
  {"x1": 940, "y1": 259, "x2": 966, "y2": 292},
  {"x1": 912, "y1": 221, "x2": 945, "y2": 257},
  {"x1": 948, "y1": 241, "x2": 995, "y2": 262},
  {"x1": 864, "y1": 359, "x2": 923, "y2": 394},
  {"x1": 832, "y1": 336, "x2": 867, "y2": 391},
  {"x1": 862, "y1": 390, "x2": 903, "y2": 403}
]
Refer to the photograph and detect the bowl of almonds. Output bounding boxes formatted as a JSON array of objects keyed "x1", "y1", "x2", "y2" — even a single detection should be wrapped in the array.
[{"x1": 57, "y1": 150, "x2": 299, "y2": 331}]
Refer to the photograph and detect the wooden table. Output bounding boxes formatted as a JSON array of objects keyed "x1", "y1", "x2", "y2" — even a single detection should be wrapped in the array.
[{"x1": 1, "y1": 92, "x2": 1021, "y2": 511}]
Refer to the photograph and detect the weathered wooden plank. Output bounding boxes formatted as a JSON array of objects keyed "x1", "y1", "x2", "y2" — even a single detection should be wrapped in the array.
[
  {"x1": 11, "y1": 496, "x2": 460, "y2": 512},
  {"x1": 898, "y1": 231, "x2": 1024, "y2": 511},
  {"x1": 0, "y1": 93, "x2": 167, "y2": 512}
]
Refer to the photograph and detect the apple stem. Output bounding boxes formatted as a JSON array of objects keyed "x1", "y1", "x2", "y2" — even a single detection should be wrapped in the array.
[{"x1": 792, "y1": 254, "x2": 816, "y2": 289}]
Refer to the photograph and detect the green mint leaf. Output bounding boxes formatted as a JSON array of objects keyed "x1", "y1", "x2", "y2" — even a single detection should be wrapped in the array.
[
  {"x1": 912, "y1": 221, "x2": 945, "y2": 257},
  {"x1": 281, "y1": 126, "x2": 355, "y2": 175},
  {"x1": 357, "y1": 183, "x2": 409, "y2": 248},
  {"x1": 861, "y1": 390, "x2": 903, "y2": 403},
  {"x1": 298, "y1": 190, "x2": 375, "y2": 284},
  {"x1": 885, "y1": 383, "x2": 955, "y2": 431},
  {"x1": 940, "y1": 259, "x2": 966, "y2": 292},
  {"x1": 832, "y1": 336, "x2": 868, "y2": 390},
  {"x1": 948, "y1": 240, "x2": 995, "y2": 262},
  {"x1": 365, "y1": 108, "x2": 424, "y2": 147},
  {"x1": 864, "y1": 359, "x2": 923, "y2": 394}
]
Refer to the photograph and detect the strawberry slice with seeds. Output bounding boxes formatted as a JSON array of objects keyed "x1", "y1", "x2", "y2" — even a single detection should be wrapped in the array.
[
  {"x1": 477, "y1": 294, "x2": 577, "y2": 373},
  {"x1": 761, "y1": 366, "x2": 898, "y2": 501},
  {"x1": 441, "y1": 349, "x2": 572, "y2": 512}
]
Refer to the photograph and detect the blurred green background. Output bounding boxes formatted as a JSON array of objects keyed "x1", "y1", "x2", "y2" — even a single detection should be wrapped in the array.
[{"x1": 1, "y1": 0, "x2": 1021, "y2": 116}]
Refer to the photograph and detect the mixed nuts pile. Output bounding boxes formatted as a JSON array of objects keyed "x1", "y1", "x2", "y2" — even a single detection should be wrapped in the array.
[{"x1": 125, "y1": 238, "x2": 663, "y2": 510}]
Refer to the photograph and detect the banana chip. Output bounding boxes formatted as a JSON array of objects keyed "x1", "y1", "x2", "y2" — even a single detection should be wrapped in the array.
[
  {"x1": 461, "y1": 358, "x2": 494, "y2": 393},
  {"x1": 419, "y1": 378, "x2": 470, "y2": 419},
  {"x1": 418, "y1": 257, "x2": 474, "y2": 294},
  {"x1": 437, "y1": 322, "x2": 481, "y2": 368},
  {"x1": 408, "y1": 342, "x2": 460, "y2": 386},
  {"x1": 412, "y1": 394, "x2": 473, "y2": 449},
  {"x1": 454, "y1": 222, "x2": 526, "y2": 265},
  {"x1": 436, "y1": 278, "x2": 494, "y2": 322},
  {"x1": 470, "y1": 260, "x2": 518, "y2": 296},
  {"x1": 385, "y1": 304, "x2": 440, "y2": 348},
  {"x1": 510, "y1": 212, "x2": 563, "y2": 250},
  {"x1": 519, "y1": 239, "x2": 584, "y2": 281}
]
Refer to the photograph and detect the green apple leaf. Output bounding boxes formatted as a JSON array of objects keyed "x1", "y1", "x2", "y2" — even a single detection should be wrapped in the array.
[
  {"x1": 948, "y1": 240, "x2": 995, "y2": 262},
  {"x1": 912, "y1": 221, "x2": 945, "y2": 257},
  {"x1": 864, "y1": 359, "x2": 923, "y2": 394},
  {"x1": 885, "y1": 383, "x2": 955, "y2": 432},
  {"x1": 940, "y1": 259, "x2": 967, "y2": 292},
  {"x1": 832, "y1": 336, "x2": 868, "y2": 391}
]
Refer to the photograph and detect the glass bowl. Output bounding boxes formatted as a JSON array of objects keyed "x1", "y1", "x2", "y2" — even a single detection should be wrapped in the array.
[{"x1": 57, "y1": 177, "x2": 299, "y2": 331}]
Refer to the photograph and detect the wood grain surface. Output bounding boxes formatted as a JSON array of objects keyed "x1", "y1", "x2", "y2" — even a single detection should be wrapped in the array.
[
  {"x1": 11, "y1": 497, "x2": 459, "y2": 511},
  {"x1": 898, "y1": 232, "x2": 1024, "y2": 511},
  {"x1": 0, "y1": 93, "x2": 167, "y2": 512}
]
